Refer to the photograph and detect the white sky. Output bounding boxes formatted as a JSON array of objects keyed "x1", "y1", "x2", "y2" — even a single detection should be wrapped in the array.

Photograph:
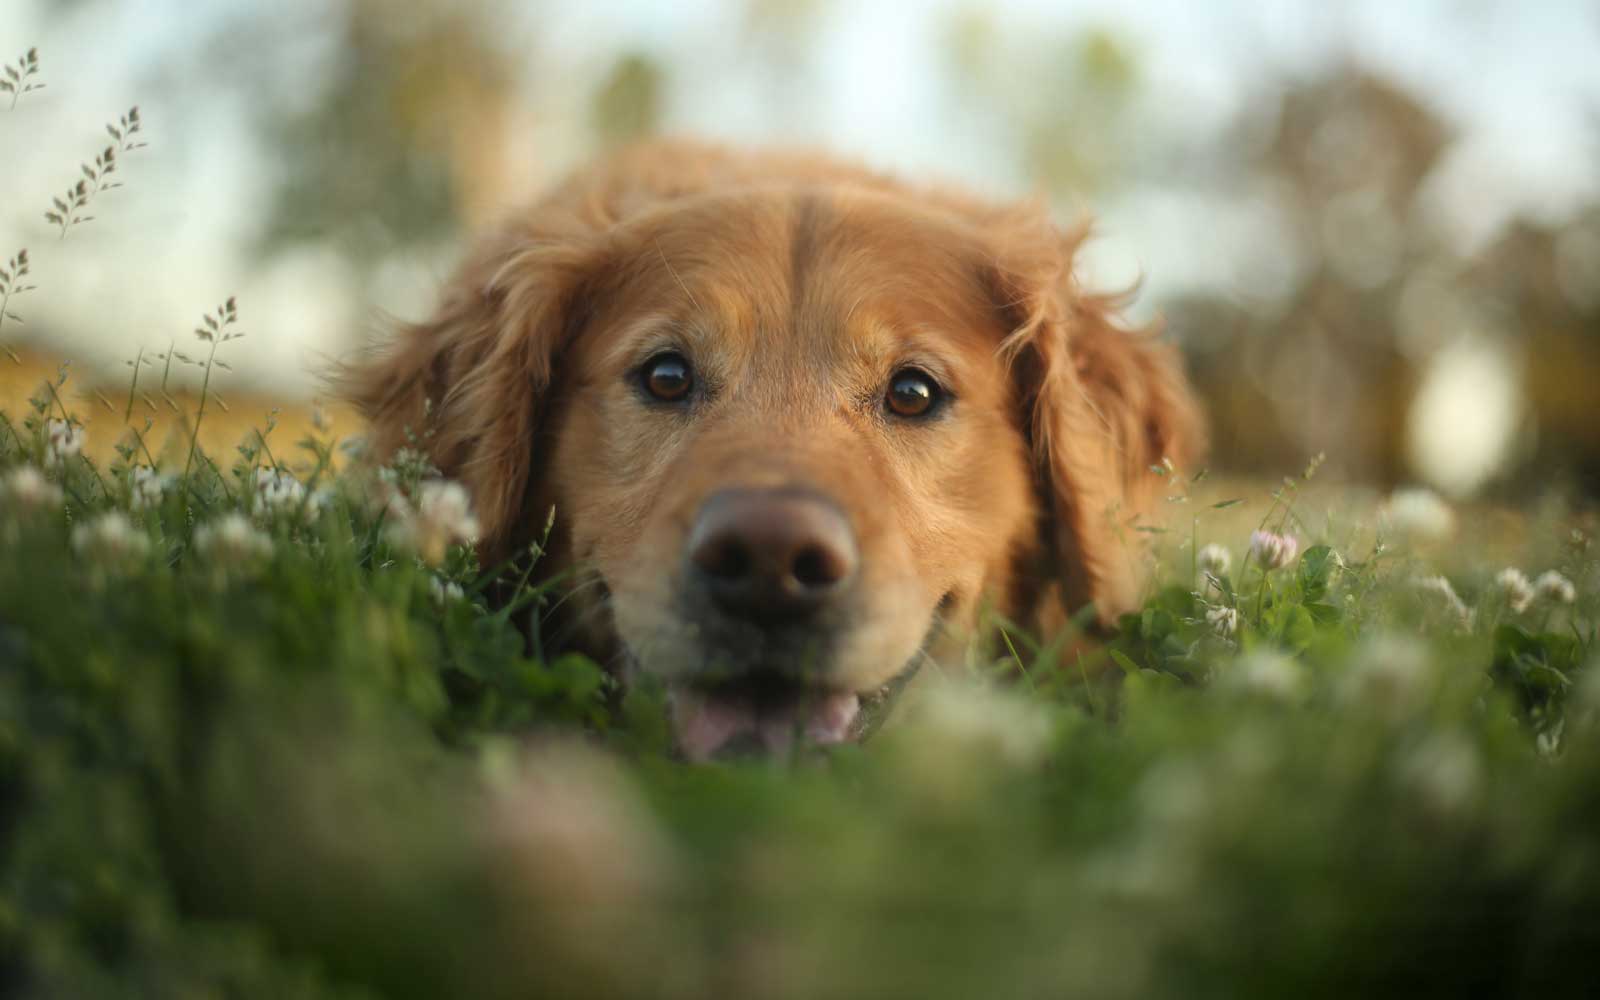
[{"x1": 2, "y1": 0, "x2": 1598, "y2": 393}]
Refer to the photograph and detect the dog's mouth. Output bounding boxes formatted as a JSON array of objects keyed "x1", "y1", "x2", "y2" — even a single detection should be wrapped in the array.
[
  {"x1": 634, "y1": 594, "x2": 947, "y2": 761},
  {"x1": 668, "y1": 674, "x2": 861, "y2": 761},
  {"x1": 665, "y1": 647, "x2": 930, "y2": 762}
]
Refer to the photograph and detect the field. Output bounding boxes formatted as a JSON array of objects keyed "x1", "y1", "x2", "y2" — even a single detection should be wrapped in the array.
[{"x1": 2, "y1": 370, "x2": 1598, "y2": 999}]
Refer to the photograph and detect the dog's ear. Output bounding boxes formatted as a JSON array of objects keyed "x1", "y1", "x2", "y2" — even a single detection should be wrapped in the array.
[
  {"x1": 339, "y1": 212, "x2": 608, "y2": 558},
  {"x1": 992, "y1": 219, "x2": 1205, "y2": 629}
]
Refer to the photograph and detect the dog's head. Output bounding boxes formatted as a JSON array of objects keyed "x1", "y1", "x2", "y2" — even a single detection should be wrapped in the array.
[{"x1": 345, "y1": 143, "x2": 1201, "y2": 759}]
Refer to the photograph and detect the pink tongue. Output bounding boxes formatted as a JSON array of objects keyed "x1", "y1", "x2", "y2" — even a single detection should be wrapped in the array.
[{"x1": 670, "y1": 687, "x2": 860, "y2": 761}]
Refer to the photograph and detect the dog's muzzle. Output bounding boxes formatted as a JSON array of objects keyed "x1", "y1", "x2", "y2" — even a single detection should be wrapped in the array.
[{"x1": 670, "y1": 486, "x2": 866, "y2": 759}]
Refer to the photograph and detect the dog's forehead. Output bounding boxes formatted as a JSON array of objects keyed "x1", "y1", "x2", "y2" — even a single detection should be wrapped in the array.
[{"x1": 597, "y1": 186, "x2": 1006, "y2": 370}]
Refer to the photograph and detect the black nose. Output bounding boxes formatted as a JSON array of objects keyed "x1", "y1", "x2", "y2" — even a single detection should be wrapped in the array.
[{"x1": 686, "y1": 488, "x2": 859, "y2": 626}]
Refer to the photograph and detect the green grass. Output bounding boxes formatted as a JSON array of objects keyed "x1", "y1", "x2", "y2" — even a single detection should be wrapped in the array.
[{"x1": 1, "y1": 395, "x2": 1598, "y2": 999}]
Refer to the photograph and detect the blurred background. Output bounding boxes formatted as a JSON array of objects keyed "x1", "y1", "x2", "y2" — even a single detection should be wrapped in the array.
[{"x1": 2, "y1": 0, "x2": 1598, "y2": 499}]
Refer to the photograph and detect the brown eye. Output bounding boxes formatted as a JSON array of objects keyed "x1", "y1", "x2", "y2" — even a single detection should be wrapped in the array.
[
  {"x1": 886, "y1": 368, "x2": 942, "y2": 418},
  {"x1": 642, "y1": 352, "x2": 693, "y2": 402}
]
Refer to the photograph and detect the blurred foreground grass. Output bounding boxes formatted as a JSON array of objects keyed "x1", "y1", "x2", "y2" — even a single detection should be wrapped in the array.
[{"x1": 2, "y1": 377, "x2": 1599, "y2": 1000}]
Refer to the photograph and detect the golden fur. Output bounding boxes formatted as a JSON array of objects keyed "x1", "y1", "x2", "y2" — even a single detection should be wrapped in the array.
[{"x1": 343, "y1": 139, "x2": 1203, "y2": 700}]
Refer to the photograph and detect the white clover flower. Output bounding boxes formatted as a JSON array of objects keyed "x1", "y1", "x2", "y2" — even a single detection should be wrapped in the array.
[
  {"x1": 1249, "y1": 530, "x2": 1299, "y2": 571},
  {"x1": 1197, "y1": 543, "x2": 1232, "y2": 579},
  {"x1": 429, "y1": 576, "x2": 465, "y2": 605},
  {"x1": 1413, "y1": 574, "x2": 1472, "y2": 629},
  {"x1": 1228, "y1": 651, "x2": 1302, "y2": 701},
  {"x1": 1397, "y1": 733, "x2": 1480, "y2": 814},
  {"x1": 907, "y1": 680, "x2": 1054, "y2": 768},
  {"x1": 387, "y1": 479, "x2": 480, "y2": 566},
  {"x1": 1533, "y1": 570, "x2": 1577, "y2": 605},
  {"x1": 71, "y1": 511, "x2": 150, "y2": 565},
  {"x1": 303, "y1": 486, "x2": 335, "y2": 522},
  {"x1": 1, "y1": 464, "x2": 63, "y2": 512},
  {"x1": 1340, "y1": 633, "x2": 1434, "y2": 719},
  {"x1": 129, "y1": 465, "x2": 168, "y2": 510},
  {"x1": 1196, "y1": 543, "x2": 1232, "y2": 597},
  {"x1": 1535, "y1": 719, "x2": 1563, "y2": 759},
  {"x1": 1495, "y1": 567, "x2": 1534, "y2": 613},
  {"x1": 1380, "y1": 486, "x2": 1456, "y2": 541},
  {"x1": 194, "y1": 512, "x2": 274, "y2": 565},
  {"x1": 252, "y1": 467, "x2": 306, "y2": 514},
  {"x1": 1205, "y1": 605, "x2": 1239, "y2": 639},
  {"x1": 44, "y1": 418, "x2": 85, "y2": 466}
]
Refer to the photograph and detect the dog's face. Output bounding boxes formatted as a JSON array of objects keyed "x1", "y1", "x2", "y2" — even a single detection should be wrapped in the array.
[
  {"x1": 544, "y1": 192, "x2": 1040, "y2": 755},
  {"x1": 346, "y1": 143, "x2": 1202, "y2": 759}
]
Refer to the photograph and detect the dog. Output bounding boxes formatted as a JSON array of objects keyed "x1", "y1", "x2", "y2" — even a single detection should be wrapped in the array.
[{"x1": 344, "y1": 140, "x2": 1202, "y2": 760}]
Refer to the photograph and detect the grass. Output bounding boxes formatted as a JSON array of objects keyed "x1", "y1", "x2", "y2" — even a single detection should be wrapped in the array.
[{"x1": 0, "y1": 370, "x2": 1597, "y2": 998}]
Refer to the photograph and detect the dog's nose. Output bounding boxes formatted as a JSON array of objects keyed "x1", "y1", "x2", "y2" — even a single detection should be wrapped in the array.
[{"x1": 687, "y1": 488, "x2": 859, "y2": 625}]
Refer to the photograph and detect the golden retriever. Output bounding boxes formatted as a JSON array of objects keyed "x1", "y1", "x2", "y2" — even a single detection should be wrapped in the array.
[{"x1": 344, "y1": 140, "x2": 1202, "y2": 759}]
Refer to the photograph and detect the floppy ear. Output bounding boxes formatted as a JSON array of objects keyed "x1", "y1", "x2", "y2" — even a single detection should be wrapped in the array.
[
  {"x1": 994, "y1": 221, "x2": 1205, "y2": 628},
  {"x1": 339, "y1": 214, "x2": 608, "y2": 559}
]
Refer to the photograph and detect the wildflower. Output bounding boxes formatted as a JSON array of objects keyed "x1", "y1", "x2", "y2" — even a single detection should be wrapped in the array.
[
  {"x1": 387, "y1": 479, "x2": 480, "y2": 566},
  {"x1": 129, "y1": 465, "x2": 168, "y2": 510},
  {"x1": 1380, "y1": 486, "x2": 1456, "y2": 540},
  {"x1": 1228, "y1": 651, "x2": 1302, "y2": 701},
  {"x1": 429, "y1": 576, "x2": 465, "y2": 605},
  {"x1": 1, "y1": 465, "x2": 62, "y2": 511},
  {"x1": 1533, "y1": 570, "x2": 1577, "y2": 605},
  {"x1": 71, "y1": 511, "x2": 150, "y2": 565},
  {"x1": 305, "y1": 486, "x2": 334, "y2": 520},
  {"x1": 901, "y1": 680, "x2": 1054, "y2": 769},
  {"x1": 1398, "y1": 733, "x2": 1480, "y2": 814},
  {"x1": 1413, "y1": 574, "x2": 1472, "y2": 629},
  {"x1": 194, "y1": 512, "x2": 273, "y2": 564},
  {"x1": 1197, "y1": 543, "x2": 1232, "y2": 579},
  {"x1": 1196, "y1": 543, "x2": 1231, "y2": 596},
  {"x1": 1249, "y1": 530, "x2": 1299, "y2": 571},
  {"x1": 1536, "y1": 719, "x2": 1563, "y2": 759},
  {"x1": 44, "y1": 418, "x2": 85, "y2": 466},
  {"x1": 252, "y1": 467, "x2": 305, "y2": 513},
  {"x1": 1205, "y1": 605, "x2": 1238, "y2": 639},
  {"x1": 1494, "y1": 568, "x2": 1534, "y2": 613},
  {"x1": 1340, "y1": 633, "x2": 1434, "y2": 719}
]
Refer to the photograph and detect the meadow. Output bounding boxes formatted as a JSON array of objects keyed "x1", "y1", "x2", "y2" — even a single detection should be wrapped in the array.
[{"x1": 2, "y1": 349, "x2": 1598, "y2": 997}]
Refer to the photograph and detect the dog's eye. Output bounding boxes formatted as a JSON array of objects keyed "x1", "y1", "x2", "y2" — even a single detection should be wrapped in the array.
[
  {"x1": 641, "y1": 352, "x2": 693, "y2": 402},
  {"x1": 885, "y1": 368, "x2": 942, "y2": 418}
]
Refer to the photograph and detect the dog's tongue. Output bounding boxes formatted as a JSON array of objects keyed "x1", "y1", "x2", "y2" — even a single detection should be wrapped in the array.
[{"x1": 670, "y1": 686, "x2": 860, "y2": 761}]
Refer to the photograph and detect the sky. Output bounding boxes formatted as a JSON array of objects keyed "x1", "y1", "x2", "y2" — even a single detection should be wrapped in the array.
[{"x1": 2, "y1": 0, "x2": 1598, "y2": 394}]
